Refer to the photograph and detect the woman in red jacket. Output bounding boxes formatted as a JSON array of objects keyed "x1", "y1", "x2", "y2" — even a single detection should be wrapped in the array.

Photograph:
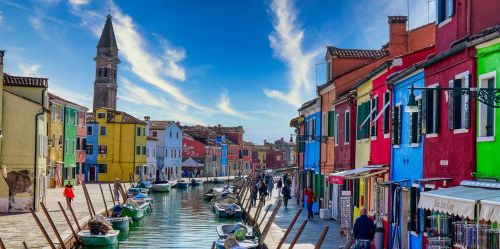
[
  {"x1": 303, "y1": 186, "x2": 314, "y2": 220},
  {"x1": 63, "y1": 182, "x2": 75, "y2": 209}
]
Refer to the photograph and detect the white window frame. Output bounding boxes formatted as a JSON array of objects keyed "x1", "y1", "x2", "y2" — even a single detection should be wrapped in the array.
[
  {"x1": 410, "y1": 95, "x2": 423, "y2": 147},
  {"x1": 52, "y1": 106, "x2": 56, "y2": 122},
  {"x1": 334, "y1": 113, "x2": 339, "y2": 146},
  {"x1": 453, "y1": 71, "x2": 470, "y2": 133},
  {"x1": 345, "y1": 110, "x2": 350, "y2": 145},
  {"x1": 478, "y1": 71, "x2": 496, "y2": 142},
  {"x1": 59, "y1": 108, "x2": 64, "y2": 123},
  {"x1": 371, "y1": 95, "x2": 378, "y2": 140},
  {"x1": 383, "y1": 91, "x2": 391, "y2": 139},
  {"x1": 100, "y1": 126, "x2": 107, "y2": 136}
]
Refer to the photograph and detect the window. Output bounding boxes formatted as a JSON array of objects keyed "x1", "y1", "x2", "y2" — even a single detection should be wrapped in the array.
[
  {"x1": 98, "y1": 164, "x2": 107, "y2": 173},
  {"x1": 166, "y1": 149, "x2": 168, "y2": 158},
  {"x1": 136, "y1": 146, "x2": 141, "y2": 155},
  {"x1": 59, "y1": 108, "x2": 64, "y2": 122},
  {"x1": 383, "y1": 92, "x2": 390, "y2": 134},
  {"x1": 345, "y1": 111, "x2": 350, "y2": 144},
  {"x1": 174, "y1": 149, "x2": 177, "y2": 158},
  {"x1": 97, "y1": 112, "x2": 105, "y2": 119},
  {"x1": 152, "y1": 131, "x2": 157, "y2": 137},
  {"x1": 74, "y1": 112, "x2": 78, "y2": 126},
  {"x1": 424, "y1": 84, "x2": 440, "y2": 135},
  {"x1": 65, "y1": 139, "x2": 69, "y2": 154},
  {"x1": 410, "y1": 98, "x2": 423, "y2": 144},
  {"x1": 142, "y1": 146, "x2": 146, "y2": 155},
  {"x1": 321, "y1": 112, "x2": 326, "y2": 136},
  {"x1": 328, "y1": 110, "x2": 335, "y2": 137},
  {"x1": 143, "y1": 128, "x2": 146, "y2": 136},
  {"x1": 100, "y1": 126, "x2": 107, "y2": 135},
  {"x1": 326, "y1": 62, "x2": 331, "y2": 81},
  {"x1": 86, "y1": 144, "x2": 93, "y2": 154},
  {"x1": 137, "y1": 127, "x2": 141, "y2": 136},
  {"x1": 170, "y1": 131, "x2": 172, "y2": 138},
  {"x1": 478, "y1": 73, "x2": 496, "y2": 139},
  {"x1": 87, "y1": 126, "x2": 93, "y2": 135},
  {"x1": 73, "y1": 140, "x2": 76, "y2": 154},
  {"x1": 98, "y1": 145, "x2": 107, "y2": 154},
  {"x1": 176, "y1": 132, "x2": 179, "y2": 138},
  {"x1": 51, "y1": 134, "x2": 55, "y2": 148},
  {"x1": 371, "y1": 96, "x2": 378, "y2": 137},
  {"x1": 59, "y1": 135, "x2": 63, "y2": 146},
  {"x1": 449, "y1": 74, "x2": 470, "y2": 131},
  {"x1": 311, "y1": 118, "x2": 316, "y2": 137},
  {"x1": 353, "y1": 179, "x2": 360, "y2": 207},
  {"x1": 76, "y1": 137, "x2": 81, "y2": 150},
  {"x1": 356, "y1": 101, "x2": 370, "y2": 140},
  {"x1": 52, "y1": 106, "x2": 56, "y2": 122},
  {"x1": 409, "y1": 187, "x2": 420, "y2": 234},
  {"x1": 436, "y1": 0, "x2": 454, "y2": 24},
  {"x1": 334, "y1": 113, "x2": 339, "y2": 145},
  {"x1": 392, "y1": 105, "x2": 402, "y2": 146}
]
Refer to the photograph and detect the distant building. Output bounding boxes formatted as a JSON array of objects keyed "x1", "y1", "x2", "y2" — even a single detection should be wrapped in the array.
[{"x1": 149, "y1": 121, "x2": 182, "y2": 180}]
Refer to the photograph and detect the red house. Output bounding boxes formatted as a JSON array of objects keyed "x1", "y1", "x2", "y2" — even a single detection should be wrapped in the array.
[{"x1": 182, "y1": 133, "x2": 205, "y2": 158}]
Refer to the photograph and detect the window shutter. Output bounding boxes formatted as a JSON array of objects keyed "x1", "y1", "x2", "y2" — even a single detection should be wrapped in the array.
[
  {"x1": 448, "y1": 0, "x2": 454, "y2": 18},
  {"x1": 417, "y1": 99, "x2": 422, "y2": 143},
  {"x1": 437, "y1": 0, "x2": 443, "y2": 22},
  {"x1": 328, "y1": 111, "x2": 335, "y2": 137},
  {"x1": 364, "y1": 102, "x2": 369, "y2": 139},
  {"x1": 398, "y1": 106, "x2": 402, "y2": 145},
  {"x1": 448, "y1": 80, "x2": 454, "y2": 130},
  {"x1": 409, "y1": 107, "x2": 415, "y2": 144},
  {"x1": 357, "y1": 105, "x2": 361, "y2": 140},
  {"x1": 464, "y1": 74, "x2": 471, "y2": 129},
  {"x1": 421, "y1": 90, "x2": 427, "y2": 134},
  {"x1": 392, "y1": 105, "x2": 396, "y2": 145}
]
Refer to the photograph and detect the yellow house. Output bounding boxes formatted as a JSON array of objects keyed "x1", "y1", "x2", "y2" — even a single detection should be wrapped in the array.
[
  {"x1": 47, "y1": 94, "x2": 65, "y2": 188},
  {"x1": 0, "y1": 52, "x2": 49, "y2": 213},
  {"x1": 89, "y1": 108, "x2": 147, "y2": 182}
]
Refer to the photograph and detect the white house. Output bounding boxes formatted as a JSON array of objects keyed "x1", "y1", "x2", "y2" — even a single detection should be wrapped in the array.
[
  {"x1": 148, "y1": 120, "x2": 182, "y2": 180},
  {"x1": 146, "y1": 136, "x2": 157, "y2": 180}
]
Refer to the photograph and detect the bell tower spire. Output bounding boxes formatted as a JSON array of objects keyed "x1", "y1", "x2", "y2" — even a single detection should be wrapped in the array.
[{"x1": 93, "y1": 14, "x2": 120, "y2": 110}]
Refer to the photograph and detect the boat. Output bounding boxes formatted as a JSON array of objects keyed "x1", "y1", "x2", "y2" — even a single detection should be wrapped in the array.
[
  {"x1": 105, "y1": 216, "x2": 130, "y2": 230},
  {"x1": 77, "y1": 230, "x2": 120, "y2": 246},
  {"x1": 216, "y1": 223, "x2": 255, "y2": 239},
  {"x1": 152, "y1": 181, "x2": 171, "y2": 192},
  {"x1": 190, "y1": 178, "x2": 204, "y2": 186},
  {"x1": 213, "y1": 203, "x2": 243, "y2": 218},
  {"x1": 127, "y1": 187, "x2": 148, "y2": 197},
  {"x1": 214, "y1": 238, "x2": 259, "y2": 249},
  {"x1": 132, "y1": 193, "x2": 153, "y2": 212},
  {"x1": 212, "y1": 192, "x2": 238, "y2": 204},
  {"x1": 175, "y1": 180, "x2": 189, "y2": 188},
  {"x1": 136, "y1": 180, "x2": 153, "y2": 189},
  {"x1": 121, "y1": 200, "x2": 149, "y2": 220}
]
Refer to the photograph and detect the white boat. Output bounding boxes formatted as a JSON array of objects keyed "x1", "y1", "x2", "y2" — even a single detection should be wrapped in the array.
[
  {"x1": 152, "y1": 181, "x2": 172, "y2": 192},
  {"x1": 212, "y1": 192, "x2": 238, "y2": 203},
  {"x1": 214, "y1": 238, "x2": 258, "y2": 249},
  {"x1": 213, "y1": 203, "x2": 243, "y2": 218},
  {"x1": 216, "y1": 223, "x2": 255, "y2": 239}
]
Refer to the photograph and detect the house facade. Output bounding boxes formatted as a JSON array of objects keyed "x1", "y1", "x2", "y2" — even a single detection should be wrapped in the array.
[
  {"x1": 76, "y1": 108, "x2": 87, "y2": 183},
  {"x1": 47, "y1": 95, "x2": 65, "y2": 188},
  {"x1": 149, "y1": 121, "x2": 182, "y2": 180},
  {"x1": 84, "y1": 121, "x2": 99, "y2": 182}
]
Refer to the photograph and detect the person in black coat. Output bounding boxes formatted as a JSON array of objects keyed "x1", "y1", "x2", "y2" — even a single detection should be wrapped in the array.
[
  {"x1": 281, "y1": 184, "x2": 291, "y2": 208},
  {"x1": 276, "y1": 178, "x2": 283, "y2": 197},
  {"x1": 353, "y1": 208, "x2": 375, "y2": 249},
  {"x1": 251, "y1": 184, "x2": 258, "y2": 207}
]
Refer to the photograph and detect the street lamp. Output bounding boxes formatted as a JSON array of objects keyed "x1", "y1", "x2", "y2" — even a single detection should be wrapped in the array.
[
  {"x1": 405, "y1": 85, "x2": 418, "y2": 113},
  {"x1": 291, "y1": 133, "x2": 328, "y2": 143}
]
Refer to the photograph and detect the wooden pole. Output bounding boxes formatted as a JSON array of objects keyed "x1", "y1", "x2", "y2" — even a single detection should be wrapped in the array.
[
  {"x1": 211, "y1": 241, "x2": 216, "y2": 249},
  {"x1": 22, "y1": 241, "x2": 29, "y2": 249},
  {"x1": 119, "y1": 183, "x2": 128, "y2": 203},
  {"x1": 99, "y1": 184, "x2": 109, "y2": 216},
  {"x1": 252, "y1": 196, "x2": 265, "y2": 226},
  {"x1": 313, "y1": 225, "x2": 329, "y2": 249},
  {"x1": 260, "y1": 199, "x2": 282, "y2": 245},
  {"x1": 258, "y1": 204, "x2": 273, "y2": 228},
  {"x1": 0, "y1": 237, "x2": 6, "y2": 249},
  {"x1": 277, "y1": 209, "x2": 303, "y2": 249},
  {"x1": 40, "y1": 202, "x2": 67, "y2": 249},
  {"x1": 288, "y1": 219, "x2": 308, "y2": 249},
  {"x1": 58, "y1": 201, "x2": 80, "y2": 243},
  {"x1": 30, "y1": 208, "x2": 56, "y2": 249},
  {"x1": 80, "y1": 183, "x2": 93, "y2": 219},
  {"x1": 108, "y1": 183, "x2": 116, "y2": 206},
  {"x1": 67, "y1": 198, "x2": 81, "y2": 231},
  {"x1": 82, "y1": 182, "x2": 96, "y2": 216}
]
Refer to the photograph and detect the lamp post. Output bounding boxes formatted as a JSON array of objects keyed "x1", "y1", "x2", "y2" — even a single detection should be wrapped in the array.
[{"x1": 291, "y1": 133, "x2": 328, "y2": 143}]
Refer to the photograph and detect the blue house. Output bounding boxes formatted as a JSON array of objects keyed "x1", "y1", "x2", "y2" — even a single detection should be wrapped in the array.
[
  {"x1": 389, "y1": 69, "x2": 426, "y2": 249},
  {"x1": 216, "y1": 136, "x2": 228, "y2": 176},
  {"x1": 298, "y1": 98, "x2": 321, "y2": 213},
  {"x1": 84, "y1": 122, "x2": 99, "y2": 182}
]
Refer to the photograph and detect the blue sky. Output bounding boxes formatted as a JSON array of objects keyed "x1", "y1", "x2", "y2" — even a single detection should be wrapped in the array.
[{"x1": 0, "y1": 0, "x2": 434, "y2": 143}]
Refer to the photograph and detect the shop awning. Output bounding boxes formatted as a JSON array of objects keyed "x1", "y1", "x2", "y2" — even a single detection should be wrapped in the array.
[
  {"x1": 480, "y1": 197, "x2": 500, "y2": 223},
  {"x1": 419, "y1": 186, "x2": 500, "y2": 219},
  {"x1": 378, "y1": 179, "x2": 410, "y2": 186},
  {"x1": 328, "y1": 165, "x2": 387, "y2": 184}
]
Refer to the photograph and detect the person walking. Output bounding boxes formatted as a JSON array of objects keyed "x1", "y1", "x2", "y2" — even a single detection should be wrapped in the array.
[
  {"x1": 276, "y1": 178, "x2": 283, "y2": 197},
  {"x1": 266, "y1": 177, "x2": 274, "y2": 200},
  {"x1": 353, "y1": 208, "x2": 375, "y2": 249},
  {"x1": 63, "y1": 181, "x2": 75, "y2": 209},
  {"x1": 251, "y1": 184, "x2": 258, "y2": 207},
  {"x1": 113, "y1": 178, "x2": 121, "y2": 204},
  {"x1": 303, "y1": 186, "x2": 314, "y2": 220},
  {"x1": 282, "y1": 184, "x2": 291, "y2": 208},
  {"x1": 259, "y1": 181, "x2": 268, "y2": 205}
]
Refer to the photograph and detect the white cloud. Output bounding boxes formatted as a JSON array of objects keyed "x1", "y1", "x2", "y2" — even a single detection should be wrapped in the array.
[
  {"x1": 69, "y1": 0, "x2": 90, "y2": 7},
  {"x1": 0, "y1": 11, "x2": 3, "y2": 26},
  {"x1": 264, "y1": 0, "x2": 322, "y2": 108},
  {"x1": 18, "y1": 63, "x2": 41, "y2": 76},
  {"x1": 49, "y1": 81, "x2": 92, "y2": 108},
  {"x1": 163, "y1": 46, "x2": 186, "y2": 81},
  {"x1": 217, "y1": 93, "x2": 252, "y2": 120}
]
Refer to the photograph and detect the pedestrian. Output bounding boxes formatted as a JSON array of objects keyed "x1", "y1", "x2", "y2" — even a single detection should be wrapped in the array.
[
  {"x1": 266, "y1": 177, "x2": 274, "y2": 199},
  {"x1": 63, "y1": 181, "x2": 75, "y2": 209},
  {"x1": 276, "y1": 178, "x2": 283, "y2": 197},
  {"x1": 282, "y1": 184, "x2": 291, "y2": 208},
  {"x1": 251, "y1": 184, "x2": 258, "y2": 207},
  {"x1": 259, "y1": 181, "x2": 268, "y2": 205},
  {"x1": 353, "y1": 208, "x2": 375, "y2": 249},
  {"x1": 113, "y1": 178, "x2": 121, "y2": 203},
  {"x1": 303, "y1": 186, "x2": 314, "y2": 220}
]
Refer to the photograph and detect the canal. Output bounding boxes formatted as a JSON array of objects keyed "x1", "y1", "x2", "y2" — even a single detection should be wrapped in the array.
[{"x1": 111, "y1": 183, "x2": 237, "y2": 248}]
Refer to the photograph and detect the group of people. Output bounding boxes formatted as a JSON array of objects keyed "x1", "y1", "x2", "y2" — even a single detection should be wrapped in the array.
[{"x1": 250, "y1": 172, "x2": 292, "y2": 209}]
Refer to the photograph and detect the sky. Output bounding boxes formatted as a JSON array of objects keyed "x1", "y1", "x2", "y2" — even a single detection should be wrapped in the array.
[{"x1": 0, "y1": 0, "x2": 435, "y2": 143}]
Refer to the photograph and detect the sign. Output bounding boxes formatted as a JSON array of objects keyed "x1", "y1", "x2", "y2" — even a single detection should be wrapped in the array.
[
  {"x1": 440, "y1": 160, "x2": 449, "y2": 166},
  {"x1": 329, "y1": 175, "x2": 344, "y2": 184},
  {"x1": 340, "y1": 195, "x2": 352, "y2": 229}
]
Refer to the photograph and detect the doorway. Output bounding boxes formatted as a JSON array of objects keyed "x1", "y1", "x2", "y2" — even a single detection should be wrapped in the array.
[{"x1": 89, "y1": 166, "x2": 96, "y2": 182}]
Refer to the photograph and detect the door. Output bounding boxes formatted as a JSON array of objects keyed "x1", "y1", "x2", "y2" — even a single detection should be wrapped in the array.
[
  {"x1": 332, "y1": 184, "x2": 339, "y2": 220},
  {"x1": 89, "y1": 167, "x2": 96, "y2": 182},
  {"x1": 401, "y1": 189, "x2": 409, "y2": 249}
]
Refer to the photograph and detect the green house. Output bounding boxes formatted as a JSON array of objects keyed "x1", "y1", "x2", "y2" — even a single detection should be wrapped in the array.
[
  {"x1": 476, "y1": 38, "x2": 500, "y2": 179},
  {"x1": 63, "y1": 106, "x2": 78, "y2": 185}
]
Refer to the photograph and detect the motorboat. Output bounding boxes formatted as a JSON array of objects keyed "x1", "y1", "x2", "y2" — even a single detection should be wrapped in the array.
[
  {"x1": 151, "y1": 181, "x2": 172, "y2": 192},
  {"x1": 213, "y1": 203, "x2": 243, "y2": 218},
  {"x1": 77, "y1": 230, "x2": 120, "y2": 246},
  {"x1": 175, "y1": 180, "x2": 189, "y2": 188},
  {"x1": 190, "y1": 178, "x2": 204, "y2": 186},
  {"x1": 216, "y1": 223, "x2": 255, "y2": 239}
]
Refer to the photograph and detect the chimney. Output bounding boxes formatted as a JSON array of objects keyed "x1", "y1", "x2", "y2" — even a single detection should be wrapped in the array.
[
  {"x1": 388, "y1": 16, "x2": 408, "y2": 56},
  {"x1": 0, "y1": 50, "x2": 4, "y2": 66},
  {"x1": 144, "y1": 116, "x2": 150, "y2": 121}
]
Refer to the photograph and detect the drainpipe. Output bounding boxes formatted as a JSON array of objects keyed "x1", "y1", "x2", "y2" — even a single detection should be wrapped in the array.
[{"x1": 33, "y1": 88, "x2": 47, "y2": 211}]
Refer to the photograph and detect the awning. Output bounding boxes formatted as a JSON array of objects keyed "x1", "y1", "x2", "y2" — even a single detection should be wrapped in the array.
[
  {"x1": 379, "y1": 179, "x2": 410, "y2": 186},
  {"x1": 328, "y1": 165, "x2": 387, "y2": 184},
  {"x1": 480, "y1": 197, "x2": 500, "y2": 223},
  {"x1": 419, "y1": 186, "x2": 500, "y2": 219}
]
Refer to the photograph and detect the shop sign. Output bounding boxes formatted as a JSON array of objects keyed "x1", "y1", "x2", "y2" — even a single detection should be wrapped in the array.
[
  {"x1": 329, "y1": 175, "x2": 344, "y2": 184},
  {"x1": 340, "y1": 195, "x2": 352, "y2": 228}
]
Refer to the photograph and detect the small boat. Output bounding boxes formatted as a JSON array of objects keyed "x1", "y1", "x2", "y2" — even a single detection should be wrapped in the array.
[
  {"x1": 175, "y1": 180, "x2": 189, "y2": 188},
  {"x1": 212, "y1": 192, "x2": 238, "y2": 204},
  {"x1": 77, "y1": 230, "x2": 120, "y2": 246},
  {"x1": 152, "y1": 181, "x2": 172, "y2": 192},
  {"x1": 213, "y1": 203, "x2": 243, "y2": 218},
  {"x1": 214, "y1": 238, "x2": 258, "y2": 249},
  {"x1": 190, "y1": 179, "x2": 204, "y2": 186},
  {"x1": 105, "y1": 216, "x2": 130, "y2": 230},
  {"x1": 127, "y1": 187, "x2": 148, "y2": 197},
  {"x1": 121, "y1": 201, "x2": 149, "y2": 220},
  {"x1": 136, "y1": 180, "x2": 153, "y2": 189},
  {"x1": 216, "y1": 223, "x2": 255, "y2": 239},
  {"x1": 132, "y1": 193, "x2": 153, "y2": 212}
]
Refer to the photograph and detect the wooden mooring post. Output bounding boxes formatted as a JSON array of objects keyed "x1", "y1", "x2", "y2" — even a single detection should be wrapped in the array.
[
  {"x1": 259, "y1": 199, "x2": 282, "y2": 246},
  {"x1": 108, "y1": 183, "x2": 116, "y2": 206},
  {"x1": 288, "y1": 219, "x2": 308, "y2": 249},
  {"x1": 252, "y1": 196, "x2": 266, "y2": 226},
  {"x1": 257, "y1": 204, "x2": 273, "y2": 228},
  {"x1": 0, "y1": 237, "x2": 6, "y2": 249},
  {"x1": 22, "y1": 241, "x2": 28, "y2": 249},
  {"x1": 82, "y1": 182, "x2": 96, "y2": 216},
  {"x1": 276, "y1": 208, "x2": 302, "y2": 249},
  {"x1": 30, "y1": 208, "x2": 56, "y2": 249},
  {"x1": 58, "y1": 201, "x2": 81, "y2": 243},
  {"x1": 99, "y1": 184, "x2": 109, "y2": 216},
  {"x1": 314, "y1": 225, "x2": 329, "y2": 249},
  {"x1": 66, "y1": 198, "x2": 81, "y2": 231},
  {"x1": 40, "y1": 202, "x2": 67, "y2": 249}
]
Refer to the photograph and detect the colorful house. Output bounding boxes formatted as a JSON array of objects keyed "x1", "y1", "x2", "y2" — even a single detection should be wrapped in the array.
[
  {"x1": 84, "y1": 121, "x2": 99, "y2": 182},
  {"x1": 76, "y1": 107, "x2": 88, "y2": 183},
  {"x1": 0, "y1": 52, "x2": 49, "y2": 213},
  {"x1": 149, "y1": 121, "x2": 182, "y2": 180},
  {"x1": 146, "y1": 136, "x2": 157, "y2": 181},
  {"x1": 476, "y1": 37, "x2": 500, "y2": 179},
  {"x1": 89, "y1": 108, "x2": 147, "y2": 182},
  {"x1": 48, "y1": 94, "x2": 65, "y2": 188}
]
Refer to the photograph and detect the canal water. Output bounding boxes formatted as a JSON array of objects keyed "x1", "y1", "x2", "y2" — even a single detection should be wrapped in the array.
[{"x1": 78, "y1": 183, "x2": 239, "y2": 249}]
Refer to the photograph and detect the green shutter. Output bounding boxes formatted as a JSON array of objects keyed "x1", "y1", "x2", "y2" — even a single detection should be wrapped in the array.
[
  {"x1": 356, "y1": 105, "x2": 361, "y2": 140},
  {"x1": 328, "y1": 111, "x2": 335, "y2": 137},
  {"x1": 417, "y1": 99, "x2": 422, "y2": 143},
  {"x1": 448, "y1": 80, "x2": 455, "y2": 130}
]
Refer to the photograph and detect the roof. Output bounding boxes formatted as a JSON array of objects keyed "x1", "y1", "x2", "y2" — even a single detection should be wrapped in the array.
[
  {"x1": 149, "y1": 121, "x2": 175, "y2": 130},
  {"x1": 147, "y1": 136, "x2": 158, "y2": 141},
  {"x1": 351, "y1": 61, "x2": 391, "y2": 90},
  {"x1": 48, "y1": 92, "x2": 88, "y2": 111},
  {"x1": 86, "y1": 112, "x2": 96, "y2": 123},
  {"x1": 3, "y1": 89, "x2": 43, "y2": 107},
  {"x1": 91, "y1": 108, "x2": 147, "y2": 124},
  {"x1": 387, "y1": 16, "x2": 408, "y2": 24},
  {"x1": 210, "y1": 125, "x2": 244, "y2": 134},
  {"x1": 183, "y1": 125, "x2": 219, "y2": 142},
  {"x1": 97, "y1": 15, "x2": 118, "y2": 49},
  {"x1": 3, "y1": 73, "x2": 48, "y2": 88},
  {"x1": 297, "y1": 98, "x2": 318, "y2": 112},
  {"x1": 327, "y1": 46, "x2": 388, "y2": 59}
]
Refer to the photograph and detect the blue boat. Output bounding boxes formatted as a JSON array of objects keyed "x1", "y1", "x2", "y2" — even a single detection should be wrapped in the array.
[{"x1": 175, "y1": 180, "x2": 189, "y2": 188}]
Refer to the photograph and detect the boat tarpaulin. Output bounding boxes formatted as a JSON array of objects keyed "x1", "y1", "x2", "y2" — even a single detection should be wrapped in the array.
[
  {"x1": 480, "y1": 196, "x2": 500, "y2": 223},
  {"x1": 419, "y1": 186, "x2": 500, "y2": 219}
]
